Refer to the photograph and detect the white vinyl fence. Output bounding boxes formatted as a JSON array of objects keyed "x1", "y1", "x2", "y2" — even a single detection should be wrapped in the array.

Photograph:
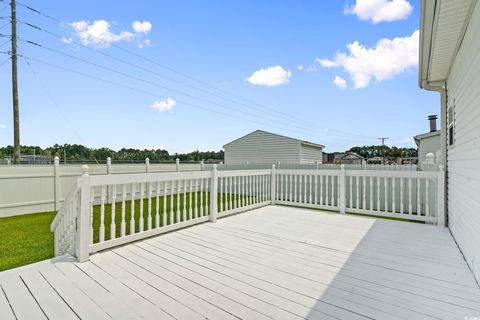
[
  {"x1": 52, "y1": 164, "x2": 445, "y2": 262},
  {"x1": 0, "y1": 157, "x2": 203, "y2": 217}
]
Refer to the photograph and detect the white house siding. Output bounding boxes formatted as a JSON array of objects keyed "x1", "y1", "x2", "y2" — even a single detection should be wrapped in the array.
[
  {"x1": 300, "y1": 143, "x2": 323, "y2": 164},
  {"x1": 418, "y1": 134, "x2": 441, "y2": 169},
  {"x1": 224, "y1": 131, "x2": 301, "y2": 165},
  {"x1": 445, "y1": 2, "x2": 480, "y2": 280}
]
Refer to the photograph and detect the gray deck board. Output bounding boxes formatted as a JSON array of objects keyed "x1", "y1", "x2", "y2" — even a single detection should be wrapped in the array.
[{"x1": 1, "y1": 205, "x2": 479, "y2": 319}]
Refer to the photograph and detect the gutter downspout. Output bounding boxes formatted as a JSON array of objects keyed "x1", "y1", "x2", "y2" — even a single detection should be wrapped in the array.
[{"x1": 421, "y1": 81, "x2": 448, "y2": 226}]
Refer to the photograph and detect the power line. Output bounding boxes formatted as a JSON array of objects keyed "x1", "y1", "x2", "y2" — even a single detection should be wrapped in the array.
[
  {"x1": 6, "y1": 51, "x2": 368, "y2": 144},
  {"x1": 378, "y1": 137, "x2": 389, "y2": 164},
  {"x1": 19, "y1": 37, "x2": 372, "y2": 143},
  {"x1": 16, "y1": 2, "x2": 379, "y2": 141}
]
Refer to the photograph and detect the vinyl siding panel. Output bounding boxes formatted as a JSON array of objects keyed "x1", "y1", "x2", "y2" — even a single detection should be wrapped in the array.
[
  {"x1": 418, "y1": 134, "x2": 441, "y2": 169},
  {"x1": 445, "y1": 2, "x2": 480, "y2": 280},
  {"x1": 224, "y1": 131, "x2": 301, "y2": 165},
  {"x1": 300, "y1": 144, "x2": 323, "y2": 164}
]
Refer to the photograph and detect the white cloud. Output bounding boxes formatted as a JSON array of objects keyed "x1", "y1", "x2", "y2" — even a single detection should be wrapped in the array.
[
  {"x1": 150, "y1": 98, "x2": 176, "y2": 112},
  {"x1": 69, "y1": 20, "x2": 135, "y2": 47},
  {"x1": 333, "y1": 76, "x2": 347, "y2": 89},
  {"x1": 317, "y1": 30, "x2": 419, "y2": 88},
  {"x1": 138, "y1": 39, "x2": 152, "y2": 48},
  {"x1": 344, "y1": 0, "x2": 413, "y2": 23},
  {"x1": 306, "y1": 65, "x2": 317, "y2": 73},
  {"x1": 61, "y1": 37, "x2": 73, "y2": 44},
  {"x1": 0, "y1": 124, "x2": 6, "y2": 129},
  {"x1": 132, "y1": 21, "x2": 152, "y2": 34},
  {"x1": 246, "y1": 66, "x2": 292, "y2": 87},
  {"x1": 297, "y1": 65, "x2": 304, "y2": 70}
]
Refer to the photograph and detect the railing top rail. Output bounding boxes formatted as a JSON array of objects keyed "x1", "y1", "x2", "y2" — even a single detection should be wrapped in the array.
[
  {"x1": 276, "y1": 168, "x2": 340, "y2": 175},
  {"x1": 89, "y1": 170, "x2": 211, "y2": 186},
  {"x1": 216, "y1": 169, "x2": 272, "y2": 177},
  {"x1": 345, "y1": 169, "x2": 438, "y2": 178}
]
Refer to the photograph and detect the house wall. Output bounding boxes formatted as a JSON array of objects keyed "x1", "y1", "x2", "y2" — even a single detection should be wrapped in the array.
[
  {"x1": 224, "y1": 131, "x2": 300, "y2": 165},
  {"x1": 418, "y1": 134, "x2": 441, "y2": 169},
  {"x1": 445, "y1": 2, "x2": 480, "y2": 280},
  {"x1": 300, "y1": 144, "x2": 323, "y2": 164}
]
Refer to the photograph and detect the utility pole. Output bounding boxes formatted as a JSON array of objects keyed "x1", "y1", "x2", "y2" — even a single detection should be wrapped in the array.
[
  {"x1": 378, "y1": 137, "x2": 389, "y2": 165},
  {"x1": 11, "y1": 0, "x2": 20, "y2": 164}
]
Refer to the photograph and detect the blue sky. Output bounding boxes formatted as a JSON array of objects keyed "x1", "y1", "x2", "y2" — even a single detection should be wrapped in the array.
[{"x1": 0, "y1": 0, "x2": 439, "y2": 153}]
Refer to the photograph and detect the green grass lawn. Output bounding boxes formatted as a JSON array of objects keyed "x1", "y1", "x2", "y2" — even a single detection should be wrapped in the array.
[{"x1": 0, "y1": 192, "x2": 255, "y2": 271}]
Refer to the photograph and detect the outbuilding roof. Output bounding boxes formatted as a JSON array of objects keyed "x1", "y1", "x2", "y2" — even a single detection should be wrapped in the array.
[{"x1": 223, "y1": 130, "x2": 325, "y2": 149}]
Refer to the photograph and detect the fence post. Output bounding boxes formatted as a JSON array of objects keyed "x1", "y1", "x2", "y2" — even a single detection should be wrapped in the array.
[
  {"x1": 271, "y1": 164, "x2": 276, "y2": 205},
  {"x1": 106, "y1": 157, "x2": 112, "y2": 203},
  {"x1": 210, "y1": 164, "x2": 218, "y2": 223},
  {"x1": 176, "y1": 158, "x2": 180, "y2": 172},
  {"x1": 145, "y1": 157, "x2": 150, "y2": 173},
  {"x1": 437, "y1": 165, "x2": 446, "y2": 228},
  {"x1": 200, "y1": 159, "x2": 204, "y2": 171},
  {"x1": 339, "y1": 164, "x2": 346, "y2": 214},
  {"x1": 77, "y1": 165, "x2": 91, "y2": 262},
  {"x1": 54, "y1": 156, "x2": 60, "y2": 211}
]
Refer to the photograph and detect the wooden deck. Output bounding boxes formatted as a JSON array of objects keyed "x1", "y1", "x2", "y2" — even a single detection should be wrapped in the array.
[{"x1": 1, "y1": 205, "x2": 480, "y2": 319}]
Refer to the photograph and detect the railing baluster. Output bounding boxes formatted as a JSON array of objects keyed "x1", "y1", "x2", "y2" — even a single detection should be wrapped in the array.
[
  {"x1": 230, "y1": 176, "x2": 234, "y2": 209},
  {"x1": 147, "y1": 182, "x2": 152, "y2": 230},
  {"x1": 362, "y1": 176, "x2": 366, "y2": 210},
  {"x1": 99, "y1": 185, "x2": 106, "y2": 242},
  {"x1": 355, "y1": 176, "x2": 359, "y2": 209},
  {"x1": 110, "y1": 185, "x2": 117, "y2": 240},
  {"x1": 384, "y1": 177, "x2": 388, "y2": 212},
  {"x1": 121, "y1": 184, "x2": 126, "y2": 237},
  {"x1": 400, "y1": 178, "x2": 404, "y2": 215},
  {"x1": 392, "y1": 178, "x2": 396, "y2": 214},
  {"x1": 376, "y1": 177, "x2": 380, "y2": 211},
  {"x1": 426, "y1": 178, "x2": 430, "y2": 217},
  {"x1": 90, "y1": 189, "x2": 94, "y2": 244},
  {"x1": 139, "y1": 182, "x2": 145, "y2": 232},
  {"x1": 175, "y1": 180, "x2": 180, "y2": 222},
  {"x1": 169, "y1": 180, "x2": 174, "y2": 224},
  {"x1": 408, "y1": 178, "x2": 413, "y2": 215},
  {"x1": 182, "y1": 180, "x2": 187, "y2": 221},
  {"x1": 155, "y1": 181, "x2": 160, "y2": 228},
  {"x1": 200, "y1": 178, "x2": 204, "y2": 217},
  {"x1": 162, "y1": 181, "x2": 167, "y2": 226},
  {"x1": 320, "y1": 175, "x2": 323, "y2": 205},
  {"x1": 194, "y1": 178, "x2": 199, "y2": 218},
  {"x1": 314, "y1": 174, "x2": 318, "y2": 204},
  {"x1": 349, "y1": 176, "x2": 352, "y2": 209},
  {"x1": 130, "y1": 183, "x2": 136, "y2": 234},
  {"x1": 219, "y1": 177, "x2": 223, "y2": 212},
  {"x1": 417, "y1": 178, "x2": 421, "y2": 216},
  {"x1": 369, "y1": 177, "x2": 373, "y2": 211},
  {"x1": 189, "y1": 178, "x2": 193, "y2": 220},
  {"x1": 308, "y1": 175, "x2": 312, "y2": 204},
  {"x1": 206, "y1": 177, "x2": 210, "y2": 215}
]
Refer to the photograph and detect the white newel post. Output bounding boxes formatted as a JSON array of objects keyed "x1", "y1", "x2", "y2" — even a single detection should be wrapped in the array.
[
  {"x1": 271, "y1": 164, "x2": 276, "y2": 205},
  {"x1": 145, "y1": 157, "x2": 150, "y2": 173},
  {"x1": 210, "y1": 164, "x2": 218, "y2": 223},
  {"x1": 54, "y1": 156, "x2": 60, "y2": 211},
  {"x1": 176, "y1": 158, "x2": 180, "y2": 172},
  {"x1": 339, "y1": 164, "x2": 346, "y2": 214},
  {"x1": 437, "y1": 165, "x2": 446, "y2": 228},
  {"x1": 106, "y1": 157, "x2": 112, "y2": 203},
  {"x1": 200, "y1": 160, "x2": 204, "y2": 171},
  {"x1": 77, "y1": 165, "x2": 91, "y2": 262}
]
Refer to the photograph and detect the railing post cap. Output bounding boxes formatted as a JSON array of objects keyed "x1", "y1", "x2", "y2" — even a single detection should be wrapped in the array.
[
  {"x1": 212, "y1": 164, "x2": 217, "y2": 170},
  {"x1": 107, "y1": 157, "x2": 112, "y2": 164},
  {"x1": 81, "y1": 165, "x2": 90, "y2": 175},
  {"x1": 145, "y1": 157, "x2": 150, "y2": 163},
  {"x1": 272, "y1": 164, "x2": 276, "y2": 169},
  {"x1": 438, "y1": 164, "x2": 445, "y2": 171},
  {"x1": 340, "y1": 164, "x2": 345, "y2": 170},
  {"x1": 54, "y1": 156, "x2": 60, "y2": 164}
]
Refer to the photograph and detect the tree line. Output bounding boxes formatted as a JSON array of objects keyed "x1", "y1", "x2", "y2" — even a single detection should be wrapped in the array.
[{"x1": 0, "y1": 144, "x2": 224, "y2": 163}]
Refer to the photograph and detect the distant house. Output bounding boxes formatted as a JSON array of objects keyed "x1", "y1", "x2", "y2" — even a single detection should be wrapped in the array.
[
  {"x1": 322, "y1": 152, "x2": 345, "y2": 164},
  {"x1": 414, "y1": 115, "x2": 441, "y2": 170},
  {"x1": 223, "y1": 130, "x2": 324, "y2": 165},
  {"x1": 340, "y1": 152, "x2": 365, "y2": 165},
  {"x1": 419, "y1": 0, "x2": 480, "y2": 279}
]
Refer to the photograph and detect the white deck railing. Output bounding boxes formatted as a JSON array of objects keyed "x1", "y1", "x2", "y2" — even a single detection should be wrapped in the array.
[{"x1": 51, "y1": 164, "x2": 445, "y2": 261}]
